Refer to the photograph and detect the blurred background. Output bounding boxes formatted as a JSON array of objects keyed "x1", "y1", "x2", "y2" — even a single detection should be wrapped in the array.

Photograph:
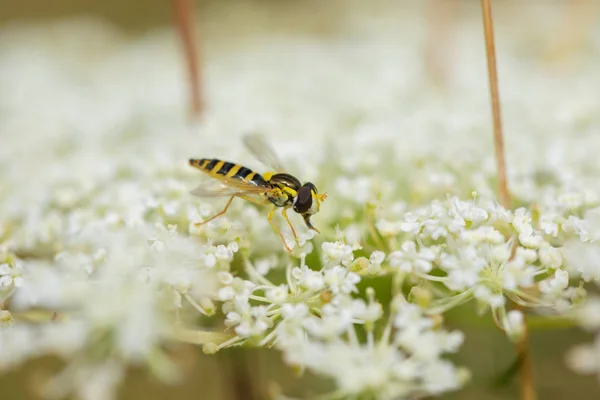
[{"x1": 1, "y1": 0, "x2": 599, "y2": 399}]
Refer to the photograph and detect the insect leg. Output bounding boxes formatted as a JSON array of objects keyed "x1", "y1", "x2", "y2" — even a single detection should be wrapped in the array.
[
  {"x1": 237, "y1": 195, "x2": 270, "y2": 206},
  {"x1": 268, "y1": 206, "x2": 292, "y2": 252},
  {"x1": 194, "y1": 195, "x2": 237, "y2": 226},
  {"x1": 281, "y1": 206, "x2": 298, "y2": 240},
  {"x1": 303, "y1": 215, "x2": 320, "y2": 233}
]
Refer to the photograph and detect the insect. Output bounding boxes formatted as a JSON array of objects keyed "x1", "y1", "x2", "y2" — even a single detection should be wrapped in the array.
[{"x1": 189, "y1": 133, "x2": 327, "y2": 252}]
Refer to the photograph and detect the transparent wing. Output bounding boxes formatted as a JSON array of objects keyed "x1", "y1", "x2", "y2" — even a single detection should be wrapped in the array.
[
  {"x1": 190, "y1": 176, "x2": 274, "y2": 198},
  {"x1": 242, "y1": 132, "x2": 286, "y2": 172},
  {"x1": 190, "y1": 180, "x2": 240, "y2": 198}
]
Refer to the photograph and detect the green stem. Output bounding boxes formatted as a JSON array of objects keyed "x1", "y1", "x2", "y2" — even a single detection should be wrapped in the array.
[{"x1": 426, "y1": 288, "x2": 474, "y2": 315}]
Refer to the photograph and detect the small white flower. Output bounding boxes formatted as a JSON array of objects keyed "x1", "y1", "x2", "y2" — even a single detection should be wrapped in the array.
[
  {"x1": 460, "y1": 226, "x2": 504, "y2": 245},
  {"x1": 219, "y1": 277, "x2": 255, "y2": 302},
  {"x1": 419, "y1": 201, "x2": 466, "y2": 239},
  {"x1": 538, "y1": 243, "x2": 563, "y2": 269},
  {"x1": 562, "y1": 240, "x2": 600, "y2": 282},
  {"x1": 563, "y1": 216, "x2": 595, "y2": 242},
  {"x1": 539, "y1": 270, "x2": 569, "y2": 295},
  {"x1": 486, "y1": 202, "x2": 513, "y2": 223},
  {"x1": 281, "y1": 303, "x2": 309, "y2": 320},
  {"x1": 166, "y1": 269, "x2": 192, "y2": 293},
  {"x1": 367, "y1": 250, "x2": 385, "y2": 274},
  {"x1": 266, "y1": 285, "x2": 289, "y2": 304},
  {"x1": 399, "y1": 212, "x2": 422, "y2": 234},
  {"x1": 351, "y1": 299, "x2": 383, "y2": 323},
  {"x1": 393, "y1": 302, "x2": 433, "y2": 331},
  {"x1": 512, "y1": 208, "x2": 534, "y2": 235},
  {"x1": 303, "y1": 309, "x2": 353, "y2": 340},
  {"x1": 515, "y1": 247, "x2": 538, "y2": 264},
  {"x1": 289, "y1": 230, "x2": 316, "y2": 257},
  {"x1": 518, "y1": 232, "x2": 544, "y2": 249},
  {"x1": 293, "y1": 266, "x2": 325, "y2": 292},
  {"x1": 489, "y1": 244, "x2": 511, "y2": 263},
  {"x1": 322, "y1": 242, "x2": 354, "y2": 267},
  {"x1": 229, "y1": 304, "x2": 272, "y2": 338},
  {"x1": 375, "y1": 219, "x2": 402, "y2": 236},
  {"x1": 218, "y1": 271, "x2": 234, "y2": 285},
  {"x1": 503, "y1": 256, "x2": 536, "y2": 291},
  {"x1": 215, "y1": 245, "x2": 234, "y2": 261},
  {"x1": 228, "y1": 241, "x2": 239, "y2": 252},
  {"x1": 388, "y1": 241, "x2": 435, "y2": 274},
  {"x1": 277, "y1": 303, "x2": 309, "y2": 342},
  {"x1": 0, "y1": 262, "x2": 24, "y2": 288},
  {"x1": 421, "y1": 360, "x2": 463, "y2": 394},
  {"x1": 323, "y1": 266, "x2": 360, "y2": 295},
  {"x1": 369, "y1": 251, "x2": 385, "y2": 265},
  {"x1": 225, "y1": 311, "x2": 242, "y2": 327},
  {"x1": 446, "y1": 267, "x2": 479, "y2": 291},
  {"x1": 254, "y1": 255, "x2": 278, "y2": 276},
  {"x1": 474, "y1": 286, "x2": 505, "y2": 308},
  {"x1": 0, "y1": 310, "x2": 13, "y2": 327},
  {"x1": 342, "y1": 224, "x2": 364, "y2": 249},
  {"x1": 450, "y1": 198, "x2": 488, "y2": 223},
  {"x1": 218, "y1": 286, "x2": 235, "y2": 301},
  {"x1": 539, "y1": 214, "x2": 559, "y2": 237},
  {"x1": 201, "y1": 252, "x2": 217, "y2": 268}
]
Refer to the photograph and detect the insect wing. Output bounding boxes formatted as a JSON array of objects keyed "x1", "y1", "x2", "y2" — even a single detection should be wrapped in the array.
[
  {"x1": 242, "y1": 132, "x2": 286, "y2": 173},
  {"x1": 190, "y1": 175, "x2": 273, "y2": 198},
  {"x1": 190, "y1": 180, "x2": 239, "y2": 198}
]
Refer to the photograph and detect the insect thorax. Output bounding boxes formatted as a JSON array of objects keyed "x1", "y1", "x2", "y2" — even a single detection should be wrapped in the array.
[
  {"x1": 265, "y1": 185, "x2": 294, "y2": 207},
  {"x1": 265, "y1": 173, "x2": 301, "y2": 208}
]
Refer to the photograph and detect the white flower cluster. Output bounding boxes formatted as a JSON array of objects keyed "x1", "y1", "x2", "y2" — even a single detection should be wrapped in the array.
[
  {"x1": 281, "y1": 300, "x2": 467, "y2": 399},
  {"x1": 1, "y1": 1, "x2": 600, "y2": 399},
  {"x1": 371, "y1": 196, "x2": 593, "y2": 340},
  {"x1": 0, "y1": 225, "x2": 235, "y2": 398},
  {"x1": 215, "y1": 242, "x2": 466, "y2": 398}
]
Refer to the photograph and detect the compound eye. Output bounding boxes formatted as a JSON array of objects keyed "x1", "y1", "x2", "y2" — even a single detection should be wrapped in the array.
[{"x1": 293, "y1": 185, "x2": 313, "y2": 213}]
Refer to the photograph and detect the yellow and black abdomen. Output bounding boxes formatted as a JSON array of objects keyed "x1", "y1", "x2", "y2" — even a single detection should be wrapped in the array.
[{"x1": 189, "y1": 158, "x2": 267, "y2": 186}]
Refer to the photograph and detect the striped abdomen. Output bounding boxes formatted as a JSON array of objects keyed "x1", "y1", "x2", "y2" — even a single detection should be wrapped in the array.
[{"x1": 189, "y1": 158, "x2": 267, "y2": 186}]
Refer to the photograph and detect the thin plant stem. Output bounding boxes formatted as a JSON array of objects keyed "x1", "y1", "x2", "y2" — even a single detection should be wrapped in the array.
[
  {"x1": 480, "y1": 1, "x2": 536, "y2": 400},
  {"x1": 515, "y1": 321, "x2": 535, "y2": 396},
  {"x1": 173, "y1": 0, "x2": 203, "y2": 118},
  {"x1": 481, "y1": 0, "x2": 509, "y2": 210}
]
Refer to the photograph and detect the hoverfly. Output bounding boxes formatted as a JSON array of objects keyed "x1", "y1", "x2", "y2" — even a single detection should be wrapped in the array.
[{"x1": 189, "y1": 133, "x2": 327, "y2": 252}]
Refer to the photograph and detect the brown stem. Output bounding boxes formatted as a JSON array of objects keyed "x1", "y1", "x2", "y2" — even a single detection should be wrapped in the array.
[
  {"x1": 515, "y1": 318, "x2": 535, "y2": 400},
  {"x1": 481, "y1": 1, "x2": 535, "y2": 400},
  {"x1": 226, "y1": 350, "x2": 258, "y2": 400},
  {"x1": 173, "y1": 0, "x2": 203, "y2": 118},
  {"x1": 481, "y1": 0, "x2": 509, "y2": 210}
]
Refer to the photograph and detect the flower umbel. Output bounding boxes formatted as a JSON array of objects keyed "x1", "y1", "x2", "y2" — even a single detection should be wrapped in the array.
[{"x1": 2, "y1": 4, "x2": 600, "y2": 399}]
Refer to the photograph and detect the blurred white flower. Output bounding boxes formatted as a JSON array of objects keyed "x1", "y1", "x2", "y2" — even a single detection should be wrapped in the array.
[
  {"x1": 0, "y1": 261, "x2": 24, "y2": 288},
  {"x1": 502, "y1": 310, "x2": 525, "y2": 342},
  {"x1": 574, "y1": 297, "x2": 600, "y2": 332},
  {"x1": 562, "y1": 240, "x2": 600, "y2": 282},
  {"x1": 566, "y1": 336, "x2": 600, "y2": 378},
  {"x1": 1, "y1": 3, "x2": 600, "y2": 397},
  {"x1": 278, "y1": 298, "x2": 465, "y2": 399}
]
